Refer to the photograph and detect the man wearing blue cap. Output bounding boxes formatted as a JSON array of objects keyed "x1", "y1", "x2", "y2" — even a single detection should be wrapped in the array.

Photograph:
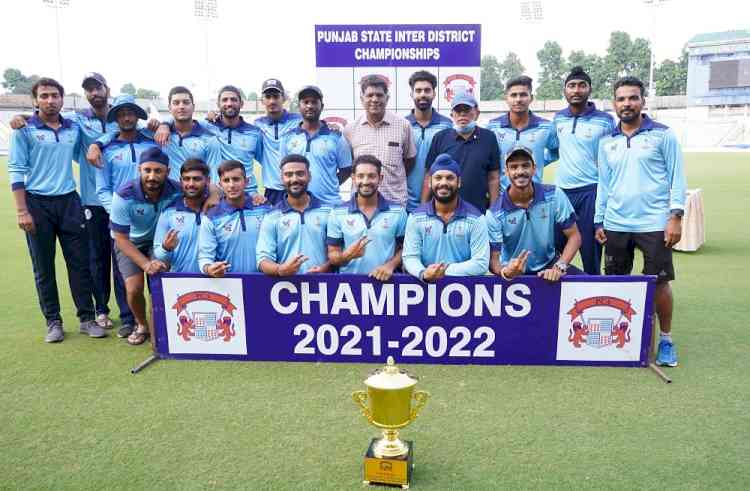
[
  {"x1": 421, "y1": 92, "x2": 500, "y2": 213},
  {"x1": 487, "y1": 145, "x2": 581, "y2": 282},
  {"x1": 404, "y1": 154, "x2": 489, "y2": 280}
]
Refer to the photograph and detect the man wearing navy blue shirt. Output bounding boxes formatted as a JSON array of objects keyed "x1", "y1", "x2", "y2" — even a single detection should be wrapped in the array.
[
  {"x1": 486, "y1": 145, "x2": 581, "y2": 282},
  {"x1": 552, "y1": 66, "x2": 616, "y2": 274},
  {"x1": 422, "y1": 92, "x2": 500, "y2": 213},
  {"x1": 595, "y1": 77, "x2": 687, "y2": 367},
  {"x1": 405, "y1": 154, "x2": 490, "y2": 281},
  {"x1": 280, "y1": 85, "x2": 352, "y2": 205},
  {"x1": 8, "y1": 78, "x2": 106, "y2": 342},
  {"x1": 327, "y1": 155, "x2": 407, "y2": 280}
]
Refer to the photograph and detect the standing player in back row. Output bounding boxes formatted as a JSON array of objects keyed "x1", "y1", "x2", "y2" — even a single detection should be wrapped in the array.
[
  {"x1": 595, "y1": 76, "x2": 687, "y2": 367},
  {"x1": 552, "y1": 66, "x2": 615, "y2": 274}
]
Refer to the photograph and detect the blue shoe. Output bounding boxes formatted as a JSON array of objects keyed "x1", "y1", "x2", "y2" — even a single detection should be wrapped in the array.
[{"x1": 656, "y1": 339, "x2": 678, "y2": 367}]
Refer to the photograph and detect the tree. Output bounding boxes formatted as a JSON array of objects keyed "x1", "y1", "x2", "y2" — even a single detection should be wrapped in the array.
[
  {"x1": 2, "y1": 67, "x2": 40, "y2": 95},
  {"x1": 480, "y1": 55, "x2": 503, "y2": 100},
  {"x1": 120, "y1": 83, "x2": 136, "y2": 96},
  {"x1": 603, "y1": 31, "x2": 652, "y2": 95},
  {"x1": 135, "y1": 88, "x2": 160, "y2": 99},
  {"x1": 247, "y1": 91, "x2": 258, "y2": 101},
  {"x1": 655, "y1": 49, "x2": 688, "y2": 96},
  {"x1": 536, "y1": 41, "x2": 565, "y2": 99},
  {"x1": 498, "y1": 52, "x2": 525, "y2": 88},
  {"x1": 566, "y1": 51, "x2": 609, "y2": 99}
]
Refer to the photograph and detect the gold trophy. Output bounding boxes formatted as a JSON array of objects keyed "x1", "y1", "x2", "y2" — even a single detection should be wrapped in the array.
[{"x1": 352, "y1": 356, "x2": 430, "y2": 489}]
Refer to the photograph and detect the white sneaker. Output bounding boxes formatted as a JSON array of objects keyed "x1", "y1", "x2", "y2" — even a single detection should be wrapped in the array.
[{"x1": 96, "y1": 313, "x2": 114, "y2": 329}]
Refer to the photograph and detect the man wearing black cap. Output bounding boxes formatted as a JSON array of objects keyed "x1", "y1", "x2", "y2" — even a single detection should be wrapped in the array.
[
  {"x1": 551, "y1": 66, "x2": 615, "y2": 275},
  {"x1": 255, "y1": 79, "x2": 302, "y2": 205},
  {"x1": 279, "y1": 85, "x2": 352, "y2": 204}
]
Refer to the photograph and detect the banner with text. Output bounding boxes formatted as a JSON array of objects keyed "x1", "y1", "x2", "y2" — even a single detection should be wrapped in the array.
[{"x1": 152, "y1": 274, "x2": 655, "y2": 367}]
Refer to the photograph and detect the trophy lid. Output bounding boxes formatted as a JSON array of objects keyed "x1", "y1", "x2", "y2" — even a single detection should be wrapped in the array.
[{"x1": 364, "y1": 356, "x2": 418, "y2": 390}]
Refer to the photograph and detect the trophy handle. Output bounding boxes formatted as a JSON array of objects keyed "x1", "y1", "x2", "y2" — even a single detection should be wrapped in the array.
[
  {"x1": 410, "y1": 390, "x2": 430, "y2": 421},
  {"x1": 352, "y1": 390, "x2": 373, "y2": 423}
]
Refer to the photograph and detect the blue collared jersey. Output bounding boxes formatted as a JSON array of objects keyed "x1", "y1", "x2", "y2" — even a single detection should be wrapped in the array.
[
  {"x1": 198, "y1": 118, "x2": 264, "y2": 193},
  {"x1": 109, "y1": 178, "x2": 182, "y2": 246},
  {"x1": 96, "y1": 131, "x2": 158, "y2": 213},
  {"x1": 486, "y1": 184, "x2": 576, "y2": 273},
  {"x1": 8, "y1": 115, "x2": 81, "y2": 196},
  {"x1": 64, "y1": 109, "x2": 119, "y2": 207},
  {"x1": 326, "y1": 194, "x2": 407, "y2": 274},
  {"x1": 486, "y1": 112, "x2": 559, "y2": 189},
  {"x1": 254, "y1": 111, "x2": 303, "y2": 191},
  {"x1": 157, "y1": 122, "x2": 222, "y2": 181},
  {"x1": 152, "y1": 198, "x2": 204, "y2": 273},
  {"x1": 406, "y1": 111, "x2": 452, "y2": 211},
  {"x1": 552, "y1": 102, "x2": 615, "y2": 189},
  {"x1": 197, "y1": 197, "x2": 270, "y2": 274},
  {"x1": 595, "y1": 116, "x2": 687, "y2": 233},
  {"x1": 402, "y1": 199, "x2": 489, "y2": 278},
  {"x1": 256, "y1": 194, "x2": 331, "y2": 273},
  {"x1": 280, "y1": 123, "x2": 352, "y2": 205}
]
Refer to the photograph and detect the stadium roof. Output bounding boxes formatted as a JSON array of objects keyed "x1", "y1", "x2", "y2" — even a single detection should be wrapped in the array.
[{"x1": 688, "y1": 29, "x2": 750, "y2": 46}]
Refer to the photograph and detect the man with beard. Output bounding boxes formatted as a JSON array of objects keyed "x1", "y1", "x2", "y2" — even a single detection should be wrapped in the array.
[
  {"x1": 421, "y1": 92, "x2": 500, "y2": 213},
  {"x1": 404, "y1": 154, "x2": 489, "y2": 281},
  {"x1": 486, "y1": 145, "x2": 581, "y2": 282},
  {"x1": 405, "y1": 70, "x2": 452, "y2": 212},
  {"x1": 109, "y1": 147, "x2": 182, "y2": 345},
  {"x1": 344, "y1": 75, "x2": 416, "y2": 208},
  {"x1": 552, "y1": 66, "x2": 615, "y2": 274},
  {"x1": 487, "y1": 76, "x2": 558, "y2": 190},
  {"x1": 280, "y1": 85, "x2": 352, "y2": 205},
  {"x1": 327, "y1": 155, "x2": 407, "y2": 280},
  {"x1": 255, "y1": 79, "x2": 303, "y2": 206},
  {"x1": 595, "y1": 76, "x2": 687, "y2": 367},
  {"x1": 153, "y1": 159, "x2": 211, "y2": 273},
  {"x1": 199, "y1": 160, "x2": 271, "y2": 276},
  {"x1": 256, "y1": 154, "x2": 332, "y2": 276},
  {"x1": 8, "y1": 77, "x2": 106, "y2": 342}
]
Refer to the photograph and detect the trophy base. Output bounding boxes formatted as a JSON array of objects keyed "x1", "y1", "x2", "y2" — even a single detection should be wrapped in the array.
[{"x1": 363, "y1": 438, "x2": 414, "y2": 489}]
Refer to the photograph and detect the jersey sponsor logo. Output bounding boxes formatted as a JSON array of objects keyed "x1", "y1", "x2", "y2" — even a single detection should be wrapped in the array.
[
  {"x1": 566, "y1": 296, "x2": 635, "y2": 349},
  {"x1": 443, "y1": 74, "x2": 477, "y2": 102},
  {"x1": 289, "y1": 138, "x2": 305, "y2": 153},
  {"x1": 135, "y1": 207, "x2": 146, "y2": 216},
  {"x1": 507, "y1": 216, "x2": 517, "y2": 225},
  {"x1": 223, "y1": 223, "x2": 233, "y2": 232},
  {"x1": 282, "y1": 218, "x2": 291, "y2": 228},
  {"x1": 172, "y1": 290, "x2": 237, "y2": 343},
  {"x1": 346, "y1": 218, "x2": 356, "y2": 227}
]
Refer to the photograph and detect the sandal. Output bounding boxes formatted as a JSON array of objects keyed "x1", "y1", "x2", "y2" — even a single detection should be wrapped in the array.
[{"x1": 127, "y1": 325, "x2": 150, "y2": 346}]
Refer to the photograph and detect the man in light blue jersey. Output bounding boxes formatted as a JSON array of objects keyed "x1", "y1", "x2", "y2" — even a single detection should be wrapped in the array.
[
  {"x1": 153, "y1": 159, "x2": 210, "y2": 273},
  {"x1": 110, "y1": 147, "x2": 181, "y2": 345},
  {"x1": 327, "y1": 155, "x2": 407, "y2": 280},
  {"x1": 280, "y1": 85, "x2": 352, "y2": 205},
  {"x1": 405, "y1": 70, "x2": 452, "y2": 212},
  {"x1": 255, "y1": 79, "x2": 303, "y2": 205},
  {"x1": 552, "y1": 66, "x2": 615, "y2": 274},
  {"x1": 257, "y1": 154, "x2": 332, "y2": 275},
  {"x1": 199, "y1": 160, "x2": 271, "y2": 276},
  {"x1": 486, "y1": 145, "x2": 581, "y2": 282},
  {"x1": 8, "y1": 77, "x2": 106, "y2": 342},
  {"x1": 403, "y1": 154, "x2": 489, "y2": 281},
  {"x1": 595, "y1": 76, "x2": 687, "y2": 367},
  {"x1": 487, "y1": 76, "x2": 558, "y2": 190}
]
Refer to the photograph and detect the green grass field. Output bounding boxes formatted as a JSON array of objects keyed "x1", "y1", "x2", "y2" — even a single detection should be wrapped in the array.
[{"x1": 1, "y1": 154, "x2": 748, "y2": 490}]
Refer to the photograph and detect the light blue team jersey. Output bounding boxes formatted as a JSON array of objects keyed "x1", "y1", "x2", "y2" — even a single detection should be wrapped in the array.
[
  {"x1": 109, "y1": 178, "x2": 182, "y2": 246},
  {"x1": 552, "y1": 102, "x2": 615, "y2": 190},
  {"x1": 279, "y1": 122, "x2": 352, "y2": 205},
  {"x1": 198, "y1": 117, "x2": 264, "y2": 193},
  {"x1": 487, "y1": 112, "x2": 559, "y2": 189},
  {"x1": 486, "y1": 184, "x2": 576, "y2": 273},
  {"x1": 256, "y1": 194, "x2": 332, "y2": 274},
  {"x1": 254, "y1": 111, "x2": 303, "y2": 191},
  {"x1": 405, "y1": 110, "x2": 453, "y2": 211},
  {"x1": 402, "y1": 199, "x2": 490, "y2": 278},
  {"x1": 197, "y1": 197, "x2": 270, "y2": 274},
  {"x1": 8, "y1": 114, "x2": 81, "y2": 196},
  {"x1": 595, "y1": 115, "x2": 687, "y2": 233},
  {"x1": 152, "y1": 198, "x2": 204, "y2": 273},
  {"x1": 96, "y1": 131, "x2": 158, "y2": 213},
  {"x1": 326, "y1": 194, "x2": 408, "y2": 274},
  {"x1": 156, "y1": 122, "x2": 222, "y2": 181}
]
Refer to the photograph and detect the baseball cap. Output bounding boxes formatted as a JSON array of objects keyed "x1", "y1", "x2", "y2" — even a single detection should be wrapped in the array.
[
  {"x1": 450, "y1": 92, "x2": 478, "y2": 110},
  {"x1": 107, "y1": 94, "x2": 147, "y2": 123},
  {"x1": 138, "y1": 147, "x2": 170, "y2": 167},
  {"x1": 298, "y1": 85, "x2": 323, "y2": 101},
  {"x1": 261, "y1": 78, "x2": 285, "y2": 95},
  {"x1": 504, "y1": 144, "x2": 535, "y2": 164},
  {"x1": 81, "y1": 72, "x2": 107, "y2": 89}
]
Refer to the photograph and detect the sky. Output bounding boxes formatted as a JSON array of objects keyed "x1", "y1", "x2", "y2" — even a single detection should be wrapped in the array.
[{"x1": 1, "y1": 0, "x2": 747, "y2": 100}]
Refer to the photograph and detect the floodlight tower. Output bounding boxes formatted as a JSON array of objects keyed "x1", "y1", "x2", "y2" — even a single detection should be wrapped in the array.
[
  {"x1": 194, "y1": 0, "x2": 218, "y2": 105},
  {"x1": 644, "y1": 0, "x2": 669, "y2": 107},
  {"x1": 42, "y1": 0, "x2": 69, "y2": 83}
]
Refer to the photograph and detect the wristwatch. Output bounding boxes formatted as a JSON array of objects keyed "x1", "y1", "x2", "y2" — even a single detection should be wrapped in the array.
[
  {"x1": 670, "y1": 209, "x2": 684, "y2": 218},
  {"x1": 554, "y1": 261, "x2": 568, "y2": 274}
]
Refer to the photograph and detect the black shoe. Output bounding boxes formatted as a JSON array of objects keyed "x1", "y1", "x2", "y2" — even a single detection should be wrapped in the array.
[{"x1": 117, "y1": 324, "x2": 135, "y2": 338}]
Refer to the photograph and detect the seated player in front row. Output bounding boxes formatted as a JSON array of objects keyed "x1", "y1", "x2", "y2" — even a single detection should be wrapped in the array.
[
  {"x1": 327, "y1": 154, "x2": 408, "y2": 281},
  {"x1": 198, "y1": 160, "x2": 271, "y2": 276},
  {"x1": 403, "y1": 154, "x2": 490, "y2": 281},
  {"x1": 486, "y1": 145, "x2": 582, "y2": 281}
]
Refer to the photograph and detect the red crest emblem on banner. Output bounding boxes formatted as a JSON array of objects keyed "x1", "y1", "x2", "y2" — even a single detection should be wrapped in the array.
[
  {"x1": 566, "y1": 296, "x2": 635, "y2": 349},
  {"x1": 323, "y1": 116, "x2": 349, "y2": 132},
  {"x1": 443, "y1": 74, "x2": 477, "y2": 102},
  {"x1": 172, "y1": 291, "x2": 237, "y2": 343}
]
